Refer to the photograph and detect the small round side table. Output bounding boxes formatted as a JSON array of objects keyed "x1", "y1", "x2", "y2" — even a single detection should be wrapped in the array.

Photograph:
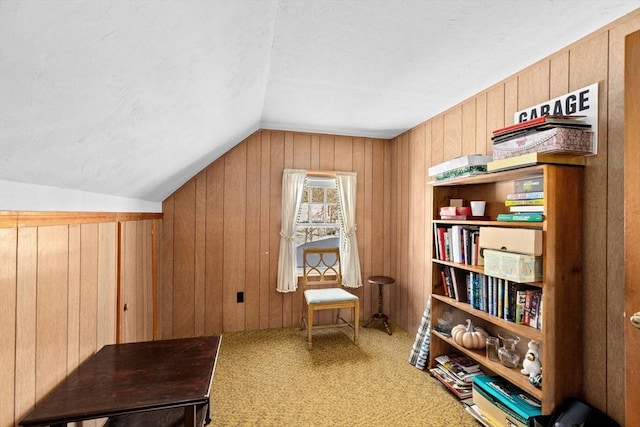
[{"x1": 364, "y1": 275, "x2": 395, "y2": 335}]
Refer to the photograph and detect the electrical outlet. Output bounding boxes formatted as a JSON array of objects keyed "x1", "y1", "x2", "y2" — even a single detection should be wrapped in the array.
[{"x1": 237, "y1": 292, "x2": 244, "y2": 303}]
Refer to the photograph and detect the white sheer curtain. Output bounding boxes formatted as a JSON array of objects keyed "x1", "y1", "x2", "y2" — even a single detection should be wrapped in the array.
[
  {"x1": 276, "y1": 169, "x2": 307, "y2": 293},
  {"x1": 336, "y1": 172, "x2": 362, "y2": 288}
]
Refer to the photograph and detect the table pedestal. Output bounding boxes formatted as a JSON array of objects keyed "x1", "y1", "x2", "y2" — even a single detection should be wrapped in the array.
[{"x1": 364, "y1": 275, "x2": 395, "y2": 335}]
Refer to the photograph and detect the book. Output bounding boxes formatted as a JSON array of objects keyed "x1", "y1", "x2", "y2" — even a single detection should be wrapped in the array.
[
  {"x1": 504, "y1": 199, "x2": 544, "y2": 206},
  {"x1": 491, "y1": 115, "x2": 589, "y2": 139},
  {"x1": 487, "y1": 152, "x2": 586, "y2": 172},
  {"x1": 435, "y1": 353, "x2": 482, "y2": 383},
  {"x1": 506, "y1": 191, "x2": 544, "y2": 201},
  {"x1": 528, "y1": 291, "x2": 542, "y2": 329},
  {"x1": 515, "y1": 291, "x2": 527, "y2": 324},
  {"x1": 428, "y1": 155, "x2": 494, "y2": 177},
  {"x1": 509, "y1": 205, "x2": 544, "y2": 213},
  {"x1": 430, "y1": 367, "x2": 473, "y2": 399},
  {"x1": 496, "y1": 213, "x2": 544, "y2": 222},
  {"x1": 513, "y1": 176, "x2": 544, "y2": 193}
]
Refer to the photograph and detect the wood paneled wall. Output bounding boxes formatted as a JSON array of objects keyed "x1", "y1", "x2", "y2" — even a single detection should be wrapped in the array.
[
  {"x1": 0, "y1": 213, "x2": 158, "y2": 427},
  {"x1": 160, "y1": 131, "x2": 392, "y2": 337},
  {"x1": 388, "y1": 10, "x2": 639, "y2": 425}
]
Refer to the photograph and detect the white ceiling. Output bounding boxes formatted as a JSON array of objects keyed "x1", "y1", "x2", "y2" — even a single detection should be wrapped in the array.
[{"x1": 1, "y1": 0, "x2": 638, "y2": 211}]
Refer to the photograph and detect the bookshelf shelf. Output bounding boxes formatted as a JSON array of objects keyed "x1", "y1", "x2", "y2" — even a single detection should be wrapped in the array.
[{"x1": 428, "y1": 164, "x2": 584, "y2": 415}]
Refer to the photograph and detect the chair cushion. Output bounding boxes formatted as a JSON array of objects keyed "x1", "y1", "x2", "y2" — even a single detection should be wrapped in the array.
[{"x1": 304, "y1": 288, "x2": 358, "y2": 304}]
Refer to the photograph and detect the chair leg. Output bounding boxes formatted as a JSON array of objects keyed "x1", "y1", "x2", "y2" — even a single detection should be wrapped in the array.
[
  {"x1": 307, "y1": 305, "x2": 313, "y2": 350},
  {"x1": 354, "y1": 302, "x2": 360, "y2": 344}
]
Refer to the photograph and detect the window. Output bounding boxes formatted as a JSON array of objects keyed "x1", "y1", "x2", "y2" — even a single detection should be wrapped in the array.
[
  {"x1": 276, "y1": 169, "x2": 361, "y2": 293},
  {"x1": 295, "y1": 177, "x2": 340, "y2": 268}
]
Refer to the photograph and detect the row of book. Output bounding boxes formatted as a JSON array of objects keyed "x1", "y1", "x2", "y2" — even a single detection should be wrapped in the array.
[
  {"x1": 429, "y1": 353, "x2": 483, "y2": 400},
  {"x1": 434, "y1": 225, "x2": 483, "y2": 265},
  {"x1": 440, "y1": 269, "x2": 543, "y2": 329},
  {"x1": 468, "y1": 272, "x2": 543, "y2": 329}
]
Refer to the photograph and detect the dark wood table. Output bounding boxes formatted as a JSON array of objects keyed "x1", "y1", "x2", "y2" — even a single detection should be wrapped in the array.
[{"x1": 20, "y1": 335, "x2": 221, "y2": 427}]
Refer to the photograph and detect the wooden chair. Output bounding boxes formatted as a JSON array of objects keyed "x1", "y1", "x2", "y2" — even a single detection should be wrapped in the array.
[{"x1": 300, "y1": 247, "x2": 359, "y2": 350}]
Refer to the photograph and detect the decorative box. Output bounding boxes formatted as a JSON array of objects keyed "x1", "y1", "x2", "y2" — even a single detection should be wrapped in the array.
[
  {"x1": 483, "y1": 249, "x2": 542, "y2": 282},
  {"x1": 492, "y1": 127, "x2": 594, "y2": 160},
  {"x1": 479, "y1": 227, "x2": 543, "y2": 256},
  {"x1": 428, "y1": 155, "x2": 493, "y2": 181}
]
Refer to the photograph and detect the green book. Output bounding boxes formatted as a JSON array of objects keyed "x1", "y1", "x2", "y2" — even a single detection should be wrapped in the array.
[{"x1": 496, "y1": 213, "x2": 544, "y2": 222}]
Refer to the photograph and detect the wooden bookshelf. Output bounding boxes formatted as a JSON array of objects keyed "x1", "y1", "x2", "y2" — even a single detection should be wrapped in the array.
[{"x1": 428, "y1": 164, "x2": 583, "y2": 415}]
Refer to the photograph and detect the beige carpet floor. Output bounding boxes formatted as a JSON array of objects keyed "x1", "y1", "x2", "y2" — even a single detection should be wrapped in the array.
[{"x1": 209, "y1": 323, "x2": 479, "y2": 426}]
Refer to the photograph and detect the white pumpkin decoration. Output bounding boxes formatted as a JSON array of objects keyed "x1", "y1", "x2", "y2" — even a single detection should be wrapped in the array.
[{"x1": 451, "y1": 319, "x2": 488, "y2": 349}]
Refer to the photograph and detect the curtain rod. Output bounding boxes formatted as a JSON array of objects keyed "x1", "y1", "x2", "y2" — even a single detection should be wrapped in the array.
[{"x1": 306, "y1": 169, "x2": 335, "y2": 178}]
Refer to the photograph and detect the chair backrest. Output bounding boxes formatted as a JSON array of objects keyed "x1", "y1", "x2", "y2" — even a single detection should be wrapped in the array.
[{"x1": 301, "y1": 247, "x2": 342, "y2": 288}]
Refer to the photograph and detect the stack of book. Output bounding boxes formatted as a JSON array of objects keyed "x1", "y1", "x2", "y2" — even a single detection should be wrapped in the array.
[
  {"x1": 497, "y1": 176, "x2": 544, "y2": 222},
  {"x1": 491, "y1": 115, "x2": 593, "y2": 160},
  {"x1": 430, "y1": 353, "x2": 483, "y2": 400},
  {"x1": 486, "y1": 114, "x2": 593, "y2": 172},
  {"x1": 472, "y1": 375, "x2": 542, "y2": 427}
]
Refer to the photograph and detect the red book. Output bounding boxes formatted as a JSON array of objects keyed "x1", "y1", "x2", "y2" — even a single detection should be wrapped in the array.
[
  {"x1": 492, "y1": 116, "x2": 547, "y2": 136},
  {"x1": 492, "y1": 114, "x2": 589, "y2": 139}
]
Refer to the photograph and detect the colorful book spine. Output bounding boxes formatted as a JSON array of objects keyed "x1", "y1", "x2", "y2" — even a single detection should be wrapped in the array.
[
  {"x1": 506, "y1": 191, "x2": 544, "y2": 200},
  {"x1": 497, "y1": 213, "x2": 544, "y2": 222},
  {"x1": 504, "y1": 198, "x2": 544, "y2": 206}
]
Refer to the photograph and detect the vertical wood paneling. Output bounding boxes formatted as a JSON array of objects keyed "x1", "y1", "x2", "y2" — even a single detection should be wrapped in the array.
[
  {"x1": 135, "y1": 222, "x2": 145, "y2": 341},
  {"x1": 624, "y1": 28, "x2": 640, "y2": 427},
  {"x1": 268, "y1": 132, "x2": 284, "y2": 329},
  {"x1": 259, "y1": 134, "x2": 271, "y2": 330},
  {"x1": 486, "y1": 84, "x2": 505, "y2": 154},
  {"x1": 608, "y1": 21, "x2": 638, "y2": 424},
  {"x1": 570, "y1": 31, "x2": 610, "y2": 413},
  {"x1": 205, "y1": 160, "x2": 224, "y2": 335},
  {"x1": 245, "y1": 134, "x2": 262, "y2": 331},
  {"x1": 121, "y1": 221, "x2": 137, "y2": 342},
  {"x1": 389, "y1": 137, "x2": 399, "y2": 318},
  {"x1": 504, "y1": 77, "x2": 519, "y2": 126},
  {"x1": 475, "y1": 93, "x2": 488, "y2": 155},
  {"x1": 443, "y1": 108, "x2": 462, "y2": 160},
  {"x1": 67, "y1": 226, "x2": 81, "y2": 374},
  {"x1": 224, "y1": 144, "x2": 247, "y2": 332},
  {"x1": 79, "y1": 224, "x2": 98, "y2": 361},
  {"x1": 518, "y1": 61, "x2": 551, "y2": 109},
  {"x1": 0, "y1": 228, "x2": 17, "y2": 427},
  {"x1": 161, "y1": 198, "x2": 174, "y2": 338},
  {"x1": 36, "y1": 225, "x2": 68, "y2": 401},
  {"x1": 398, "y1": 133, "x2": 410, "y2": 329},
  {"x1": 173, "y1": 182, "x2": 196, "y2": 337},
  {"x1": 461, "y1": 99, "x2": 476, "y2": 155},
  {"x1": 549, "y1": 52, "x2": 570, "y2": 98},
  {"x1": 97, "y1": 222, "x2": 117, "y2": 348},
  {"x1": 194, "y1": 173, "x2": 207, "y2": 336},
  {"x1": 409, "y1": 125, "x2": 426, "y2": 336},
  {"x1": 14, "y1": 227, "x2": 36, "y2": 424},
  {"x1": 430, "y1": 115, "x2": 444, "y2": 166}
]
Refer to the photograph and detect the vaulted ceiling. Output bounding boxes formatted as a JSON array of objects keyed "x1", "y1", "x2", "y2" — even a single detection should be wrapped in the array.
[{"x1": 1, "y1": 1, "x2": 638, "y2": 211}]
